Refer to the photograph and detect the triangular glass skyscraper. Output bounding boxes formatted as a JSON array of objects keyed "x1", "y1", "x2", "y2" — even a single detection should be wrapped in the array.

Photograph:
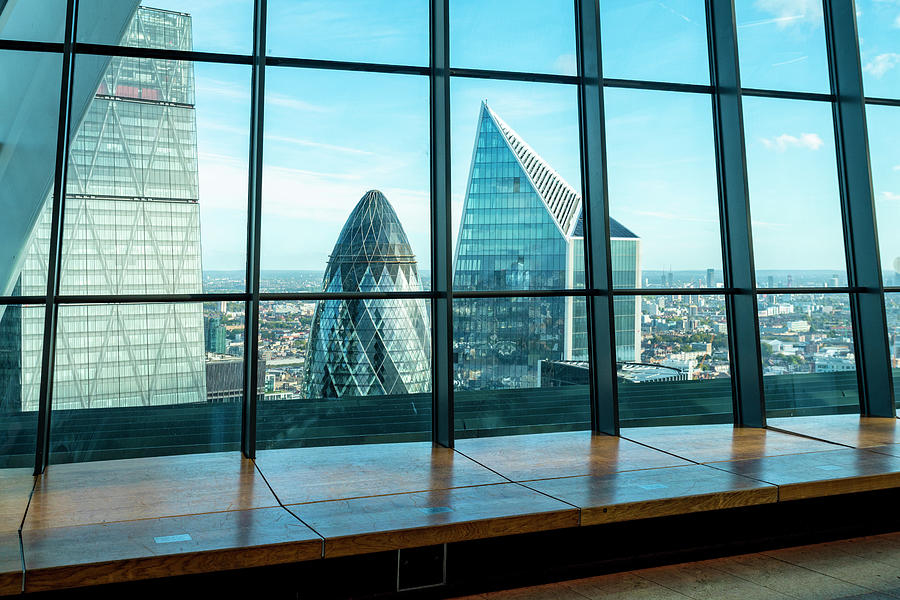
[{"x1": 453, "y1": 102, "x2": 641, "y2": 390}]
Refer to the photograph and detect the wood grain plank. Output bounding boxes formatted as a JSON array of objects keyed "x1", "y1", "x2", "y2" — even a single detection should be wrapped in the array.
[
  {"x1": 525, "y1": 465, "x2": 777, "y2": 526},
  {"x1": 455, "y1": 431, "x2": 690, "y2": 482},
  {"x1": 768, "y1": 415, "x2": 900, "y2": 448},
  {"x1": 256, "y1": 442, "x2": 506, "y2": 505},
  {"x1": 622, "y1": 424, "x2": 840, "y2": 463},
  {"x1": 25, "y1": 453, "x2": 276, "y2": 530},
  {"x1": 289, "y1": 483, "x2": 579, "y2": 558},
  {"x1": 22, "y1": 507, "x2": 321, "y2": 593},
  {"x1": 0, "y1": 469, "x2": 32, "y2": 533},
  {"x1": 0, "y1": 532, "x2": 21, "y2": 597},
  {"x1": 711, "y1": 449, "x2": 900, "y2": 501}
]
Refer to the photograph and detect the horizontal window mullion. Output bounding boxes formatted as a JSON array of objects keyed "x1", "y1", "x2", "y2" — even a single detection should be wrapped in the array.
[
  {"x1": 74, "y1": 42, "x2": 252, "y2": 65},
  {"x1": 266, "y1": 55, "x2": 429, "y2": 76}
]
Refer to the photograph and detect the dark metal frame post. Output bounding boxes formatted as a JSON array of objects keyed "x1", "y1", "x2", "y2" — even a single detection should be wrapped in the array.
[
  {"x1": 430, "y1": 0, "x2": 453, "y2": 447},
  {"x1": 242, "y1": 0, "x2": 267, "y2": 457},
  {"x1": 34, "y1": 0, "x2": 78, "y2": 474},
  {"x1": 576, "y1": 0, "x2": 618, "y2": 435},
  {"x1": 825, "y1": 0, "x2": 894, "y2": 416},
  {"x1": 707, "y1": 0, "x2": 766, "y2": 427}
]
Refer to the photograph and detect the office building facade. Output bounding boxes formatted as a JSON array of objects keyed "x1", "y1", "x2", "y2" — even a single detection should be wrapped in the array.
[
  {"x1": 304, "y1": 190, "x2": 431, "y2": 398},
  {"x1": 453, "y1": 102, "x2": 640, "y2": 390},
  {"x1": 19, "y1": 7, "x2": 206, "y2": 410}
]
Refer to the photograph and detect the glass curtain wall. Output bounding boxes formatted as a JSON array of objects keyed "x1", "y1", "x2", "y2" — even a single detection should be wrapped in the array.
[{"x1": 1, "y1": 0, "x2": 895, "y2": 468}]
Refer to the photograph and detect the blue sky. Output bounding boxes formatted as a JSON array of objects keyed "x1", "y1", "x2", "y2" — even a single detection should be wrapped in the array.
[{"x1": 132, "y1": 0, "x2": 900, "y2": 282}]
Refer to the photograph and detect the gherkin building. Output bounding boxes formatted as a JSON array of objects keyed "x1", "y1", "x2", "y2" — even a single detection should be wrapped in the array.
[{"x1": 304, "y1": 190, "x2": 431, "y2": 398}]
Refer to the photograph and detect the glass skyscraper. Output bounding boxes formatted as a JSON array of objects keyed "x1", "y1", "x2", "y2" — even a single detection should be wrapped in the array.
[
  {"x1": 304, "y1": 190, "x2": 431, "y2": 398},
  {"x1": 453, "y1": 102, "x2": 640, "y2": 390},
  {"x1": 19, "y1": 7, "x2": 206, "y2": 410}
]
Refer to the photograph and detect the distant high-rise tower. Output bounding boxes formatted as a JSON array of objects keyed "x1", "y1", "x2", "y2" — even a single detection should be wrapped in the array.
[
  {"x1": 453, "y1": 102, "x2": 640, "y2": 390},
  {"x1": 706, "y1": 268, "x2": 714, "y2": 288},
  {"x1": 20, "y1": 7, "x2": 205, "y2": 410},
  {"x1": 304, "y1": 190, "x2": 431, "y2": 398}
]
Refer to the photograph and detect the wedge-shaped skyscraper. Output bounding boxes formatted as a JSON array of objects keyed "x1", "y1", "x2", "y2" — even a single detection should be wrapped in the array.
[
  {"x1": 453, "y1": 102, "x2": 640, "y2": 390},
  {"x1": 305, "y1": 190, "x2": 431, "y2": 398}
]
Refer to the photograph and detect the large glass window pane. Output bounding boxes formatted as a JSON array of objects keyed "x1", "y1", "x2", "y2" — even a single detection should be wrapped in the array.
[
  {"x1": 0, "y1": 50, "x2": 62, "y2": 299},
  {"x1": 450, "y1": 0, "x2": 576, "y2": 75},
  {"x1": 604, "y1": 88, "x2": 722, "y2": 288},
  {"x1": 868, "y1": 105, "x2": 900, "y2": 283},
  {"x1": 743, "y1": 97, "x2": 846, "y2": 287},
  {"x1": 48, "y1": 302, "x2": 242, "y2": 463},
  {"x1": 261, "y1": 68, "x2": 430, "y2": 294},
  {"x1": 451, "y1": 78, "x2": 581, "y2": 293},
  {"x1": 266, "y1": 0, "x2": 428, "y2": 66},
  {"x1": 52, "y1": 53, "x2": 250, "y2": 297},
  {"x1": 454, "y1": 296, "x2": 589, "y2": 438},
  {"x1": 257, "y1": 299, "x2": 431, "y2": 450},
  {"x1": 760, "y1": 293, "x2": 859, "y2": 417},
  {"x1": 857, "y1": 0, "x2": 900, "y2": 99},
  {"x1": 0, "y1": 0, "x2": 66, "y2": 42},
  {"x1": 735, "y1": 0, "x2": 830, "y2": 93},
  {"x1": 618, "y1": 294, "x2": 732, "y2": 427},
  {"x1": 78, "y1": 1, "x2": 253, "y2": 55},
  {"x1": 1, "y1": 305, "x2": 44, "y2": 468},
  {"x1": 600, "y1": 0, "x2": 709, "y2": 85}
]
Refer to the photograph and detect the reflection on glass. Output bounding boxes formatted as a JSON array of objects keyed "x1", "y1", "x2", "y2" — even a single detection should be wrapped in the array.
[
  {"x1": 734, "y1": 0, "x2": 830, "y2": 93},
  {"x1": 0, "y1": 0, "x2": 66, "y2": 42},
  {"x1": 47, "y1": 302, "x2": 243, "y2": 464},
  {"x1": 857, "y1": 0, "x2": 900, "y2": 99},
  {"x1": 78, "y1": 1, "x2": 253, "y2": 55},
  {"x1": 261, "y1": 67, "x2": 430, "y2": 293},
  {"x1": 885, "y1": 293, "x2": 900, "y2": 406},
  {"x1": 451, "y1": 0, "x2": 576, "y2": 75},
  {"x1": 868, "y1": 106, "x2": 900, "y2": 283},
  {"x1": 760, "y1": 293, "x2": 859, "y2": 417},
  {"x1": 0, "y1": 305, "x2": 44, "y2": 468},
  {"x1": 52, "y1": 15, "x2": 250, "y2": 297},
  {"x1": 451, "y1": 79, "x2": 581, "y2": 292},
  {"x1": 267, "y1": 0, "x2": 428, "y2": 66},
  {"x1": 257, "y1": 299, "x2": 431, "y2": 450},
  {"x1": 605, "y1": 88, "x2": 722, "y2": 287},
  {"x1": 743, "y1": 97, "x2": 846, "y2": 286},
  {"x1": 454, "y1": 297, "x2": 589, "y2": 438},
  {"x1": 600, "y1": 0, "x2": 709, "y2": 84},
  {"x1": 0, "y1": 50, "x2": 61, "y2": 298},
  {"x1": 618, "y1": 295, "x2": 732, "y2": 427}
]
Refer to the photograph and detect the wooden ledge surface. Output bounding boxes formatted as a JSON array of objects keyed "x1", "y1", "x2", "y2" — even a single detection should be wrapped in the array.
[
  {"x1": 25, "y1": 453, "x2": 277, "y2": 530},
  {"x1": 768, "y1": 415, "x2": 900, "y2": 448},
  {"x1": 286, "y1": 482, "x2": 579, "y2": 558},
  {"x1": 455, "y1": 431, "x2": 691, "y2": 481},
  {"x1": 621, "y1": 424, "x2": 841, "y2": 463},
  {"x1": 710, "y1": 448, "x2": 900, "y2": 501},
  {"x1": 255, "y1": 442, "x2": 506, "y2": 505},
  {"x1": 5, "y1": 416, "x2": 900, "y2": 595},
  {"x1": 22, "y1": 507, "x2": 322, "y2": 593},
  {"x1": 524, "y1": 464, "x2": 778, "y2": 526}
]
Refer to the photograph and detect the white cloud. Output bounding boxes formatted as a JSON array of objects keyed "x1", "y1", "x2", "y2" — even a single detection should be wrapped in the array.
[
  {"x1": 760, "y1": 133, "x2": 824, "y2": 152},
  {"x1": 883, "y1": 191, "x2": 900, "y2": 201},
  {"x1": 266, "y1": 92, "x2": 331, "y2": 113},
  {"x1": 864, "y1": 53, "x2": 900, "y2": 77},
  {"x1": 772, "y1": 56, "x2": 808, "y2": 67},
  {"x1": 751, "y1": 0, "x2": 822, "y2": 27},
  {"x1": 265, "y1": 134, "x2": 373, "y2": 156},
  {"x1": 553, "y1": 53, "x2": 577, "y2": 76},
  {"x1": 895, "y1": 13, "x2": 900, "y2": 28},
  {"x1": 893, "y1": 165, "x2": 900, "y2": 171}
]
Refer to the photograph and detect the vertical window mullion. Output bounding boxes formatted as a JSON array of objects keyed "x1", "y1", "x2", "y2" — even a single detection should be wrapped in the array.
[
  {"x1": 824, "y1": 0, "x2": 894, "y2": 416},
  {"x1": 430, "y1": 0, "x2": 453, "y2": 446},
  {"x1": 242, "y1": 0, "x2": 267, "y2": 457},
  {"x1": 576, "y1": 0, "x2": 618, "y2": 435},
  {"x1": 34, "y1": 0, "x2": 78, "y2": 475},
  {"x1": 707, "y1": 0, "x2": 766, "y2": 427}
]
